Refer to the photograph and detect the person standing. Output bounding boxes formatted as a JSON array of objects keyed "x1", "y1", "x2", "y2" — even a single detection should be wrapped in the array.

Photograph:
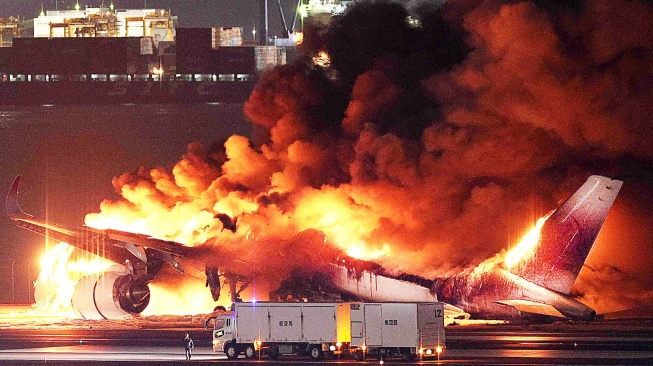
[{"x1": 184, "y1": 333, "x2": 194, "y2": 360}]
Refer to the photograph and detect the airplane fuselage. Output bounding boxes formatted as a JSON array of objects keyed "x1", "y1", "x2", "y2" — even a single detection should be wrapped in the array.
[
  {"x1": 5, "y1": 174, "x2": 620, "y2": 321},
  {"x1": 433, "y1": 266, "x2": 595, "y2": 320}
]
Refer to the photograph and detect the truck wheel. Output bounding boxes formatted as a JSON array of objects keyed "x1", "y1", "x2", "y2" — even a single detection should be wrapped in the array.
[
  {"x1": 225, "y1": 344, "x2": 238, "y2": 360},
  {"x1": 353, "y1": 349, "x2": 364, "y2": 361},
  {"x1": 401, "y1": 350, "x2": 415, "y2": 361},
  {"x1": 244, "y1": 344, "x2": 257, "y2": 359},
  {"x1": 309, "y1": 345, "x2": 323, "y2": 360}
]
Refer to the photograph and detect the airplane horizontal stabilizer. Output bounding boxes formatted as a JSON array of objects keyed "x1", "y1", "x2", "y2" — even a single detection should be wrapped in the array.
[
  {"x1": 444, "y1": 303, "x2": 471, "y2": 320},
  {"x1": 496, "y1": 299, "x2": 565, "y2": 318}
]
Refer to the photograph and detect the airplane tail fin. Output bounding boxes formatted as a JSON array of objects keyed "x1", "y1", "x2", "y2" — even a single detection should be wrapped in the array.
[
  {"x1": 509, "y1": 175, "x2": 622, "y2": 295},
  {"x1": 6, "y1": 175, "x2": 35, "y2": 221}
]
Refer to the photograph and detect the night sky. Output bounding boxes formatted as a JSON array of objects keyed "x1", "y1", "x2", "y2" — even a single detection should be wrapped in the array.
[{"x1": 1, "y1": 0, "x2": 653, "y2": 316}]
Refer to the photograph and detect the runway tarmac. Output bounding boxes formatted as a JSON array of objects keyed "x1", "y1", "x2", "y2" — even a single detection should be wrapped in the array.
[
  {"x1": 0, "y1": 319, "x2": 652, "y2": 365},
  {"x1": 0, "y1": 343, "x2": 650, "y2": 365}
]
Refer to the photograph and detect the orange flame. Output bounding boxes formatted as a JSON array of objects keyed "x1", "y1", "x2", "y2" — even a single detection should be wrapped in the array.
[
  {"x1": 143, "y1": 281, "x2": 226, "y2": 316},
  {"x1": 33, "y1": 242, "x2": 114, "y2": 315},
  {"x1": 293, "y1": 187, "x2": 391, "y2": 260},
  {"x1": 33, "y1": 242, "x2": 224, "y2": 317},
  {"x1": 504, "y1": 213, "x2": 552, "y2": 269},
  {"x1": 346, "y1": 242, "x2": 391, "y2": 260}
]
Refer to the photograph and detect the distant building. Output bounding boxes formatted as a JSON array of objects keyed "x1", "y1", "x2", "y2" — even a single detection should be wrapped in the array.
[
  {"x1": 34, "y1": 6, "x2": 176, "y2": 40},
  {"x1": 0, "y1": 17, "x2": 20, "y2": 47},
  {"x1": 212, "y1": 27, "x2": 243, "y2": 48},
  {"x1": 299, "y1": 0, "x2": 351, "y2": 17}
]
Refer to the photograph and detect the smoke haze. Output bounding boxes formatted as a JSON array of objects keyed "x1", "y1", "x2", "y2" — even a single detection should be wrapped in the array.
[{"x1": 87, "y1": 0, "x2": 653, "y2": 314}]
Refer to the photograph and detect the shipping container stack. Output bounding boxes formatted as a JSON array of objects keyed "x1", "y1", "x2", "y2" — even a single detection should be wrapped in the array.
[{"x1": 212, "y1": 27, "x2": 243, "y2": 48}]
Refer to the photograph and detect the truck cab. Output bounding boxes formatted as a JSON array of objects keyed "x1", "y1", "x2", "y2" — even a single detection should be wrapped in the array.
[
  {"x1": 210, "y1": 314, "x2": 235, "y2": 353},
  {"x1": 209, "y1": 313, "x2": 263, "y2": 359}
]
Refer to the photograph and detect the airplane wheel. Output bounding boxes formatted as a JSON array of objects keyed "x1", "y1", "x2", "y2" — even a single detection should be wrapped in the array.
[
  {"x1": 225, "y1": 344, "x2": 238, "y2": 359},
  {"x1": 244, "y1": 344, "x2": 257, "y2": 359}
]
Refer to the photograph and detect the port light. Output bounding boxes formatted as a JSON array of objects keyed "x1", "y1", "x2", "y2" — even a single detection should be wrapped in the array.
[
  {"x1": 418, "y1": 348, "x2": 424, "y2": 354},
  {"x1": 292, "y1": 32, "x2": 303, "y2": 45}
]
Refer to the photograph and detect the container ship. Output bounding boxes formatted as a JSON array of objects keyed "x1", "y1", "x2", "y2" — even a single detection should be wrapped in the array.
[{"x1": 0, "y1": 6, "x2": 298, "y2": 105}]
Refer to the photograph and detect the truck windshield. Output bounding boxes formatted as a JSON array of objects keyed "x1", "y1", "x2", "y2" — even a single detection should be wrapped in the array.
[{"x1": 214, "y1": 318, "x2": 225, "y2": 330}]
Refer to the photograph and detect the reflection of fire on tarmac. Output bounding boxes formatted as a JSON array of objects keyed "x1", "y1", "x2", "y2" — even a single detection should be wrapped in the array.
[
  {"x1": 1, "y1": 303, "x2": 651, "y2": 332},
  {"x1": 0, "y1": 304, "x2": 552, "y2": 329},
  {"x1": 0, "y1": 304, "x2": 208, "y2": 329}
]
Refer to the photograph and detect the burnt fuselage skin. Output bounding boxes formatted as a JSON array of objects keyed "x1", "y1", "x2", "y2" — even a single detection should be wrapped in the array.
[{"x1": 433, "y1": 266, "x2": 595, "y2": 320}]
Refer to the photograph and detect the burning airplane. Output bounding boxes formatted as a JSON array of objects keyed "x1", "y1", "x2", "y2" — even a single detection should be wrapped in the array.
[
  {"x1": 273, "y1": 175, "x2": 622, "y2": 321},
  {"x1": 6, "y1": 174, "x2": 621, "y2": 321},
  {"x1": 5, "y1": 0, "x2": 651, "y2": 322}
]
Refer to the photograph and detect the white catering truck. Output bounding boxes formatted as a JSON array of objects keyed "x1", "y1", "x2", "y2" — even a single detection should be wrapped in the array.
[{"x1": 206, "y1": 301, "x2": 445, "y2": 361}]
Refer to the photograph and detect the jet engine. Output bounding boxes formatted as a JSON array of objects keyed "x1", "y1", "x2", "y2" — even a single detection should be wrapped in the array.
[{"x1": 71, "y1": 265, "x2": 150, "y2": 320}]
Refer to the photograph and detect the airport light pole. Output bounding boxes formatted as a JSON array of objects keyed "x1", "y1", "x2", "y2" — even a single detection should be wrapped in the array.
[{"x1": 11, "y1": 260, "x2": 15, "y2": 303}]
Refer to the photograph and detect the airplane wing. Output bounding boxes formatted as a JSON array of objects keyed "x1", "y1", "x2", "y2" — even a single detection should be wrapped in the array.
[
  {"x1": 6, "y1": 175, "x2": 188, "y2": 273},
  {"x1": 495, "y1": 299, "x2": 566, "y2": 318},
  {"x1": 6, "y1": 175, "x2": 255, "y2": 319}
]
